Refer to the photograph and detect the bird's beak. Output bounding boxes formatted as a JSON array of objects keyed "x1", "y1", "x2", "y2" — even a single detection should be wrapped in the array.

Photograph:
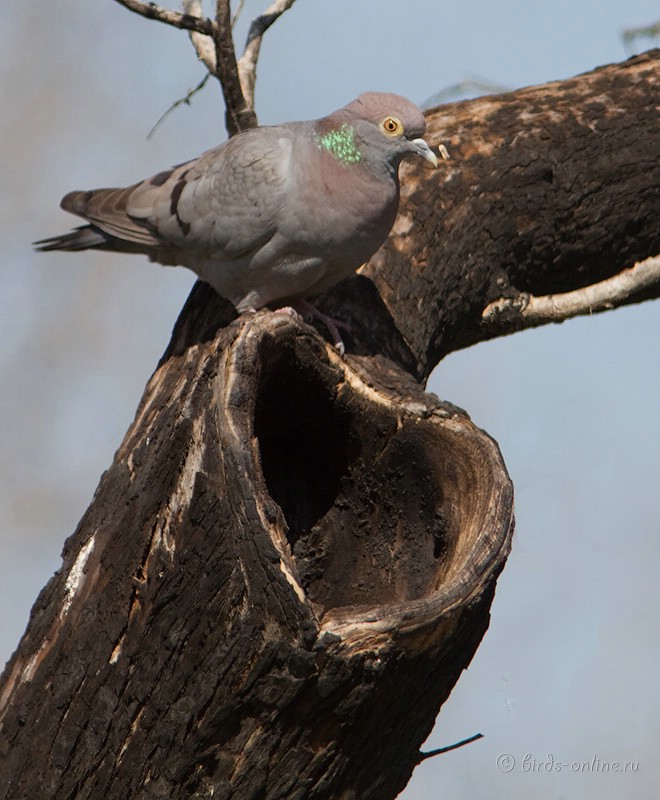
[{"x1": 410, "y1": 137, "x2": 439, "y2": 168}]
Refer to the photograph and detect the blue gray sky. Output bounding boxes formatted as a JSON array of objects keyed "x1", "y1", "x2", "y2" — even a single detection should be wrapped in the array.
[{"x1": 1, "y1": 2, "x2": 659, "y2": 797}]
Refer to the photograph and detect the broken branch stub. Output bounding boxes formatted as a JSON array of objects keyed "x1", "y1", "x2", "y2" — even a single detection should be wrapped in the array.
[{"x1": 0, "y1": 313, "x2": 512, "y2": 799}]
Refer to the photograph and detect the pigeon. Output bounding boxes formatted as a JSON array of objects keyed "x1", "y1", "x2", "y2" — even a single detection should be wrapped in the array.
[{"x1": 36, "y1": 92, "x2": 438, "y2": 348}]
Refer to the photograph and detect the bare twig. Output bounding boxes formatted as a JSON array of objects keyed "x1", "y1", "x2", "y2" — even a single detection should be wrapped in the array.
[
  {"x1": 148, "y1": 74, "x2": 210, "y2": 138},
  {"x1": 179, "y1": 0, "x2": 298, "y2": 117},
  {"x1": 482, "y1": 254, "x2": 660, "y2": 335},
  {"x1": 113, "y1": 0, "x2": 214, "y2": 35},
  {"x1": 422, "y1": 75, "x2": 512, "y2": 109},
  {"x1": 237, "y1": 0, "x2": 297, "y2": 110},
  {"x1": 417, "y1": 733, "x2": 484, "y2": 763},
  {"x1": 117, "y1": 0, "x2": 294, "y2": 135},
  {"x1": 232, "y1": 0, "x2": 246, "y2": 27},
  {"x1": 622, "y1": 20, "x2": 660, "y2": 53}
]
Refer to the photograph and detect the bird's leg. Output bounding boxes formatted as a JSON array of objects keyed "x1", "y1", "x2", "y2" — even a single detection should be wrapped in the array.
[
  {"x1": 291, "y1": 298, "x2": 352, "y2": 355},
  {"x1": 274, "y1": 299, "x2": 351, "y2": 355}
]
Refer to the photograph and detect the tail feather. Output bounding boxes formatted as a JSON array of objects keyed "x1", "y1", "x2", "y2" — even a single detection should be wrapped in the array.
[
  {"x1": 34, "y1": 225, "x2": 112, "y2": 252},
  {"x1": 36, "y1": 184, "x2": 162, "y2": 252}
]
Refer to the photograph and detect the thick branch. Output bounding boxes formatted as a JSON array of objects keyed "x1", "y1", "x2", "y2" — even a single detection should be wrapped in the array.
[
  {"x1": 480, "y1": 253, "x2": 660, "y2": 339},
  {"x1": 157, "y1": 51, "x2": 660, "y2": 379},
  {"x1": 360, "y1": 49, "x2": 660, "y2": 375}
]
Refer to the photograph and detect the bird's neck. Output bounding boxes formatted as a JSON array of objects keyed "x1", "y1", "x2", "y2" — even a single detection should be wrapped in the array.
[{"x1": 313, "y1": 120, "x2": 363, "y2": 167}]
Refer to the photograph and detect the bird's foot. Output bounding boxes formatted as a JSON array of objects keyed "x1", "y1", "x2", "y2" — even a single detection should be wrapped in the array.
[
  {"x1": 275, "y1": 299, "x2": 350, "y2": 356},
  {"x1": 273, "y1": 305, "x2": 301, "y2": 320}
]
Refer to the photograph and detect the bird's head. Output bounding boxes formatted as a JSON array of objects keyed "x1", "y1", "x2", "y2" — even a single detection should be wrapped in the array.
[{"x1": 315, "y1": 92, "x2": 439, "y2": 173}]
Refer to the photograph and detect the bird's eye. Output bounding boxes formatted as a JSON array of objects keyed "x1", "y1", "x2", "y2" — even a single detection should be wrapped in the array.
[{"x1": 381, "y1": 116, "x2": 403, "y2": 136}]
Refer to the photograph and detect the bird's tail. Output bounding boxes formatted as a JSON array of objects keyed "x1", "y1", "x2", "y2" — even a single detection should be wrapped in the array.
[{"x1": 34, "y1": 225, "x2": 113, "y2": 252}]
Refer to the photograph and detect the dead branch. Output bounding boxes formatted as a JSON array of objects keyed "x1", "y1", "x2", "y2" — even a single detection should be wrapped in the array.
[
  {"x1": 2, "y1": 44, "x2": 658, "y2": 800},
  {"x1": 147, "y1": 74, "x2": 210, "y2": 139},
  {"x1": 115, "y1": 0, "x2": 256, "y2": 133},
  {"x1": 237, "y1": 0, "x2": 298, "y2": 110},
  {"x1": 182, "y1": 0, "x2": 216, "y2": 74},
  {"x1": 211, "y1": 0, "x2": 255, "y2": 133},
  {"x1": 0, "y1": 313, "x2": 513, "y2": 800},
  {"x1": 623, "y1": 20, "x2": 660, "y2": 51},
  {"x1": 481, "y1": 254, "x2": 660, "y2": 336},
  {"x1": 422, "y1": 76, "x2": 512, "y2": 108},
  {"x1": 231, "y1": 0, "x2": 246, "y2": 26},
  {"x1": 417, "y1": 733, "x2": 484, "y2": 762},
  {"x1": 181, "y1": 0, "x2": 299, "y2": 122},
  {"x1": 359, "y1": 50, "x2": 660, "y2": 372},
  {"x1": 113, "y1": 0, "x2": 214, "y2": 35},
  {"x1": 120, "y1": 0, "x2": 296, "y2": 134}
]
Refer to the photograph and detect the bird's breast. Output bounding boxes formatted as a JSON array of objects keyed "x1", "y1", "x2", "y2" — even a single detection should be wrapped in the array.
[{"x1": 288, "y1": 153, "x2": 399, "y2": 263}]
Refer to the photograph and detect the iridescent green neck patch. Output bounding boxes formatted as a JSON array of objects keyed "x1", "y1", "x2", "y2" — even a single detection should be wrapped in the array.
[{"x1": 315, "y1": 123, "x2": 362, "y2": 166}]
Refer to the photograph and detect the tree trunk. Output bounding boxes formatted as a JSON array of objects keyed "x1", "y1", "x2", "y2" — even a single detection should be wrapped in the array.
[{"x1": 1, "y1": 50, "x2": 658, "y2": 799}]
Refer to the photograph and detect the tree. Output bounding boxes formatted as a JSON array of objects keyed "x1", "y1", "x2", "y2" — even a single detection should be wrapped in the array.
[{"x1": 1, "y1": 2, "x2": 658, "y2": 797}]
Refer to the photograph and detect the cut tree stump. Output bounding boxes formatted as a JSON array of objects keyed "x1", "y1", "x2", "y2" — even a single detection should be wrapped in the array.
[{"x1": 0, "y1": 316, "x2": 512, "y2": 799}]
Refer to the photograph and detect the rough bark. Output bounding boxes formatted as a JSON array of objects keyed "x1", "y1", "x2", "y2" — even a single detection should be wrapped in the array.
[
  {"x1": 363, "y1": 48, "x2": 660, "y2": 375},
  {"x1": 1, "y1": 51, "x2": 658, "y2": 799},
  {"x1": 0, "y1": 318, "x2": 511, "y2": 799}
]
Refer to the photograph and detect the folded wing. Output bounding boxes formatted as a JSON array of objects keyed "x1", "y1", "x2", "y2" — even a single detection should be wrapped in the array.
[{"x1": 36, "y1": 126, "x2": 293, "y2": 262}]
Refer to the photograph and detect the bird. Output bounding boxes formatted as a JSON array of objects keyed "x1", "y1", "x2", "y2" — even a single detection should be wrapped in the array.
[{"x1": 35, "y1": 92, "x2": 439, "y2": 350}]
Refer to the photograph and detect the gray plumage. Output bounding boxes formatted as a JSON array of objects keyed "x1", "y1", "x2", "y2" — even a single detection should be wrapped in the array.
[{"x1": 36, "y1": 92, "x2": 438, "y2": 312}]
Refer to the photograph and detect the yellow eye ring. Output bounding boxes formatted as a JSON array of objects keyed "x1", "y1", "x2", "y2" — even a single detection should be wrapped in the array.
[{"x1": 380, "y1": 116, "x2": 403, "y2": 136}]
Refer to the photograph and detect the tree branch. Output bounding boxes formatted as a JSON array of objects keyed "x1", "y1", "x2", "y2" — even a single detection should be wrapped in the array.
[
  {"x1": 231, "y1": 0, "x2": 246, "y2": 27},
  {"x1": 182, "y1": 0, "x2": 216, "y2": 74},
  {"x1": 0, "y1": 314, "x2": 513, "y2": 799},
  {"x1": 213, "y1": 0, "x2": 256, "y2": 134},
  {"x1": 358, "y1": 49, "x2": 660, "y2": 374},
  {"x1": 417, "y1": 732, "x2": 484, "y2": 762},
  {"x1": 237, "y1": 0, "x2": 297, "y2": 110},
  {"x1": 623, "y1": 19, "x2": 660, "y2": 51},
  {"x1": 121, "y1": 0, "x2": 295, "y2": 134},
  {"x1": 116, "y1": 0, "x2": 258, "y2": 134},
  {"x1": 147, "y1": 73, "x2": 210, "y2": 139},
  {"x1": 481, "y1": 254, "x2": 660, "y2": 337},
  {"x1": 422, "y1": 76, "x2": 512, "y2": 108},
  {"x1": 113, "y1": 0, "x2": 214, "y2": 35}
]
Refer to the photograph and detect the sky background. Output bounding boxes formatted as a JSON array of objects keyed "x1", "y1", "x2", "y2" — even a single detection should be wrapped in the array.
[{"x1": 1, "y1": 1, "x2": 659, "y2": 797}]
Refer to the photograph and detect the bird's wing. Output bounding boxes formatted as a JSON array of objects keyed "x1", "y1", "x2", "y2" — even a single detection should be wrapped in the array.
[
  {"x1": 62, "y1": 126, "x2": 294, "y2": 257},
  {"x1": 129, "y1": 127, "x2": 293, "y2": 257}
]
